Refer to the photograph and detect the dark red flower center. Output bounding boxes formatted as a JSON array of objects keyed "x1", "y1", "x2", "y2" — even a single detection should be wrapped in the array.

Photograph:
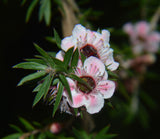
[
  {"x1": 77, "y1": 76, "x2": 96, "y2": 94},
  {"x1": 80, "y1": 44, "x2": 99, "y2": 58},
  {"x1": 138, "y1": 35, "x2": 146, "y2": 42}
]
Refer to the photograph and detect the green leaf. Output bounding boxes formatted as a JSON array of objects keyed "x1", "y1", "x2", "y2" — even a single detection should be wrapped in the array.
[
  {"x1": 107, "y1": 70, "x2": 119, "y2": 78},
  {"x1": 94, "y1": 125, "x2": 117, "y2": 139},
  {"x1": 52, "y1": 57, "x2": 64, "y2": 66},
  {"x1": 25, "y1": 58, "x2": 46, "y2": 65},
  {"x1": 54, "y1": 0, "x2": 64, "y2": 12},
  {"x1": 21, "y1": 0, "x2": 27, "y2": 6},
  {"x1": 45, "y1": 36, "x2": 56, "y2": 43},
  {"x1": 18, "y1": 71, "x2": 46, "y2": 86},
  {"x1": 47, "y1": 52, "x2": 57, "y2": 57},
  {"x1": 69, "y1": 74, "x2": 92, "y2": 91},
  {"x1": 33, "y1": 74, "x2": 53, "y2": 106},
  {"x1": 71, "y1": 48, "x2": 79, "y2": 68},
  {"x1": 80, "y1": 52, "x2": 86, "y2": 64},
  {"x1": 19, "y1": 117, "x2": 35, "y2": 131},
  {"x1": 53, "y1": 29, "x2": 61, "y2": 49},
  {"x1": 2, "y1": 133, "x2": 22, "y2": 139},
  {"x1": 26, "y1": 0, "x2": 39, "y2": 22},
  {"x1": 54, "y1": 65, "x2": 67, "y2": 73},
  {"x1": 72, "y1": 128, "x2": 91, "y2": 139},
  {"x1": 9, "y1": 124, "x2": 23, "y2": 133},
  {"x1": 52, "y1": 81, "x2": 64, "y2": 117},
  {"x1": 32, "y1": 83, "x2": 42, "y2": 92},
  {"x1": 63, "y1": 47, "x2": 74, "y2": 67},
  {"x1": 13, "y1": 62, "x2": 47, "y2": 70},
  {"x1": 59, "y1": 74, "x2": 72, "y2": 102},
  {"x1": 44, "y1": 0, "x2": 51, "y2": 26},
  {"x1": 37, "y1": 133, "x2": 47, "y2": 139},
  {"x1": 34, "y1": 43, "x2": 54, "y2": 68}
]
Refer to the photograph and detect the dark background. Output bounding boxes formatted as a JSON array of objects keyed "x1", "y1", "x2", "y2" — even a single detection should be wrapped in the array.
[{"x1": 0, "y1": 0, "x2": 160, "y2": 138}]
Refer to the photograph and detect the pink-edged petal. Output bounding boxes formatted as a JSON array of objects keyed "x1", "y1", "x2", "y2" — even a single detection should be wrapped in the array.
[
  {"x1": 135, "y1": 21, "x2": 149, "y2": 37},
  {"x1": 97, "y1": 80, "x2": 115, "y2": 99},
  {"x1": 85, "y1": 93, "x2": 104, "y2": 114},
  {"x1": 68, "y1": 90, "x2": 86, "y2": 108},
  {"x1": 72, "y1": 24, "x2": 87, "y2": 41},
  {"x1": 101, "y1": 29, "x2": 110, "y2": 46},
  {"x1": 93, "y1": 32, "x2": 102, "y2": 46},
  {"x1": 61, "y1": 36, "x2": 76, "y2": 51},
  {"x1": 147, "y1": 32, "x2": 160, "y2": 42},
  {"x1": 107, "y1": 61, "x2": 119, "y2": 71},
  {"x1": 105, "y1": 49, "x2": 119, "y2": 71},
  {"x1": 84, "y1": 56, "x2": 105, "y2": 76},
  {"x1": 86, "y1": 30, "x2": 96, "y2": 44},
  {"x1": 123, "y1": 23, "x2": 134, "y2": 36},
  {"x1": 55, "y1": 51, "x2": 64, "y2": 61},
  {"x1": 66, "y1": 77, "x2": 76, "y2": 91},
  {"x1": 102, "y1": 71, "x2": 108, "y2": 80}
]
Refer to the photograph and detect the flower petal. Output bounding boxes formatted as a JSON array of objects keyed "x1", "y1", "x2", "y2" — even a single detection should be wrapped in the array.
[
  {"x1": 55, "y1": 51, "x2": 64, "y2": 61},
  {"x1": 66, "y1": 77, "x2": 76, "y2": 91},
  {"x1": 105, "y1": 49, "x2": 119, "y2": 71},
  {"x1": 101, "y1": 29, "x2": 110, "y2": 47},
  {"x1": 86, "y1": 30, "x2": 96, "y2": 44},
  {"x1": 135, "y1": 21, "x2": 149, "y2": 37},
  {"x1": 68, "y1": 90, "x2": 86, "y2": 108},
  {"x1": 97, "y1": 80, "x2": 115, "y2": 99},
  {"x1": 123, "y1": 23, "x2": 134, "y2": 36},
  {"x1": 107, "y1": 61, "x2": 119, "y2": 71},
  {"x1": 72, "y1": 24, "x2": 87, "y2": 41},
  {"x1": 61, "y1": 36, "x2": 76, "y2": 51},
  {"x1": 85, "y1": 93, "x2": 104, "y2": 114},
  {"x1": 84, "y1": 56, "x2": 105, "y2": 76}
]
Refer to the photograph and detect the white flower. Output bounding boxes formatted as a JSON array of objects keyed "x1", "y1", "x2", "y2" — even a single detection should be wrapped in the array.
[
  {"x1": 61, "y1": 24, "x2": 119, "y2": 71},
  {"x1": 64, "y1": 56, "x2": 115, "y2": 114}
]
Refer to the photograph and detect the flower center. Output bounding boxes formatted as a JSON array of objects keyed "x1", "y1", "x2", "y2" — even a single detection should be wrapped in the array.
[
  {"x1": 77, "y1": 76, "x2": 96, "y2": 94},
  {"x1": 80, "y1": 44, "x2": 99, "y2": 58},
  {"x1": 138, "y1": 35, "x2": 146, "y2": 42}
]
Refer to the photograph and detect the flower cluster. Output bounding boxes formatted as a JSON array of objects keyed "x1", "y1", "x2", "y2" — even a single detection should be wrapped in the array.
[
  {"x1": 123, "y1": 21, "x2": 160, "y2": 55},
  {"x1": 57, "y1": 24, "x2": 119, "y2": 114}
]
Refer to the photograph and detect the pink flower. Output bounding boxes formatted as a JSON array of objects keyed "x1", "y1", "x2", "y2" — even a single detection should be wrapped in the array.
[
  {"x1": 50, "y1": 122, "x2": 61, "y2": 134},
  {"x1": 61, "y1": 24, "x2": 119, "y2": 71},
  {"x1": 64, "y1": 56, "x2": 115, "y2": 114},
  {"x1": 123, "y1": 21, "x2": 160, "y2": 54}
]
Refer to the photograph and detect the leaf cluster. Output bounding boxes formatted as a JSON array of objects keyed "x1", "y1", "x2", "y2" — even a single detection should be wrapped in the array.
[{"x1": 13, "y1": 31, "x2": 92, "y2": 117}]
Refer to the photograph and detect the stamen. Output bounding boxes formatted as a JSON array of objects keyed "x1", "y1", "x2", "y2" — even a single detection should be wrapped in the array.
[{"x1": 80, "y1": 44, "x2": 99, "y2": 58}]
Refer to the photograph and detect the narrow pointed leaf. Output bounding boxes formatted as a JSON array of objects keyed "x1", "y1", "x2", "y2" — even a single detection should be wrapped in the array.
[
  {"x1": 25, "y1": 58, "x2": 46, "y2": 65},
  {"x1": 52, "y1": 81, "x2": 64, "y2": 117},
  {"x1": 19, "y1": 117, "x2": 35, "y2": 131},
  {"x1": 9, "y1": 124, "x2": 23, "y2": 133},
  {"x1": 44, "y1": 0, "x2": 51, "y2": 26},
  {"x1": 13, "y1": 62, "x2": 47, "y2": 70},
  {"x1": 26, "y1": 0, "x2": 39, "y2": 22},
  {"x1": 39, "y1": 0, "x2": 45, "y2": 21},
  {"x1": 32, "y1": 83, "x2": 42, "y2": 92},
  {"x1": 59, "y1": 74, "x2": 72, "y2": 102},
  {"x1": 2, "y1": 133, "x2": 22, "y2": 139},
  {"x1": 71, "y1": 48, "x2": 79, "y2": 68},
  {"x1": 33, "y1": 74, "x2": 52, "y2": 106},
  {"x1": 63, "y1": 47, "x2": 74, "y2": 67},
  {"x1": 18, "y1": 71, "x2": 46, "y2": 86},
  {"x1": 52, "y1": 57, "x2": 64, "y2": 66},
  {"x1": 34, "y1": 43, "x2": 54, "y2": 67},
  {"x1": 53, "y1": 29, "x2": 61, "y2": 49}
]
